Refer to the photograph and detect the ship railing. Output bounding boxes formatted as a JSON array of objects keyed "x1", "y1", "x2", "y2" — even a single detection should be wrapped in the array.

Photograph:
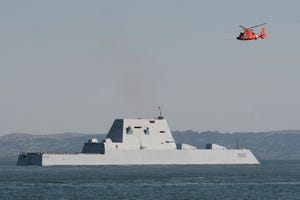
[{"x1": 19, "y1": 151, "x2": 81, "y2": 155}]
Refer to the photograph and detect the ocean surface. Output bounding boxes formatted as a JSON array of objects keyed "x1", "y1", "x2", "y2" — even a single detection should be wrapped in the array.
[{"x1": 0, "y1": 160, "x2": 299, "y2": 200}]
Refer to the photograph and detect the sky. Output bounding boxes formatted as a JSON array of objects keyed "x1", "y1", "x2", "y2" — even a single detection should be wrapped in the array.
[{"x1": 1, "y1": 0, "x2": 300, "y2": 135}]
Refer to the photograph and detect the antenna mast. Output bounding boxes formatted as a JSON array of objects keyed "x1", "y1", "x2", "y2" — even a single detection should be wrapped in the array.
[
  {"x1": 236, "y1": 136, "x2": 239, "y2": 150},
  {"x1": 158, "y1": 106, "x2": 164, "y2": 119}
]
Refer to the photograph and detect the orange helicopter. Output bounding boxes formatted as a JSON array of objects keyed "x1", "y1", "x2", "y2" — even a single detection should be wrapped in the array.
[{"x1": 236, "y1": 23, "x2": 267, "y2": 40}]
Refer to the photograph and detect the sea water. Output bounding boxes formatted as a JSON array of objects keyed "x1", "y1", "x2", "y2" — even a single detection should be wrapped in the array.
[{"x1": 0, "y1": 160, "x2": 299, "y2": 200}]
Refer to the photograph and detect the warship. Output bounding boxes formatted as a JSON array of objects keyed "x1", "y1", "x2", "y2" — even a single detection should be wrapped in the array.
[{"x1": 17, "y1": 111, "x2": 259, "y2": 166}]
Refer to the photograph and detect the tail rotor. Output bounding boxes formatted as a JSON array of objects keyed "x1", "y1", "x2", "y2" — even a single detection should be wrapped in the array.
[{"x1": 259, "y1": 26, "x2": 267, "y2": 39}]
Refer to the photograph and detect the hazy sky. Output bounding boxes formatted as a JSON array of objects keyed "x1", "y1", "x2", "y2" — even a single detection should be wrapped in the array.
[{"x1": 1, "y1": 0, "x2": 300, "y2": 135}]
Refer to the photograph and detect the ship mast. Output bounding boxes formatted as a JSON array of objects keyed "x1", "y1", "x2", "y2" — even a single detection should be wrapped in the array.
[
  {"x1": 158, "y1": 106, "x2": 164, "y2": 119},
  {"x1": 236, "y1": 136, "x2": 239, "y2": 150}
]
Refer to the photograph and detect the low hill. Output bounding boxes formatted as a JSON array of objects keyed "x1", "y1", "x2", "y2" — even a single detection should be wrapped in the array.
[
  {"x1": 173, "y1": 130, "x2": 300, "y2": 160},
  {"x1": 0, "y1": 133, "x2": 104, "y2": 163}
]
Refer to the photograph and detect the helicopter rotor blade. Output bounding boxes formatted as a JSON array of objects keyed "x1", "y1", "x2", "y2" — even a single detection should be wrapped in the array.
[
  {"x1": 239, "y1": 25, "x2": 247, "y2": 30},
  {"x1": 248, "y1": 23, "x2": 267, "y2": 29}
]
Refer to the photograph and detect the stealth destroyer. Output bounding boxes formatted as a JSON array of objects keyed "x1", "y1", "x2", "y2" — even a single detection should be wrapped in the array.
[{"x1": 17, "y1": 112, "x2": 259, "y2": 166}]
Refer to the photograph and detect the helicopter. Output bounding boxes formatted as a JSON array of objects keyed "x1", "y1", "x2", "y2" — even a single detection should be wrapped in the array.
[{"x1": 236, "y1": 23, "x2": 267, "y2": 40}]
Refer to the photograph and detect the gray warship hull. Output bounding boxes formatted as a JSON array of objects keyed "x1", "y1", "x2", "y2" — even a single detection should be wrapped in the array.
[{"x1": 17, "y1": 149, "x2": 259, "y2": 166}]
